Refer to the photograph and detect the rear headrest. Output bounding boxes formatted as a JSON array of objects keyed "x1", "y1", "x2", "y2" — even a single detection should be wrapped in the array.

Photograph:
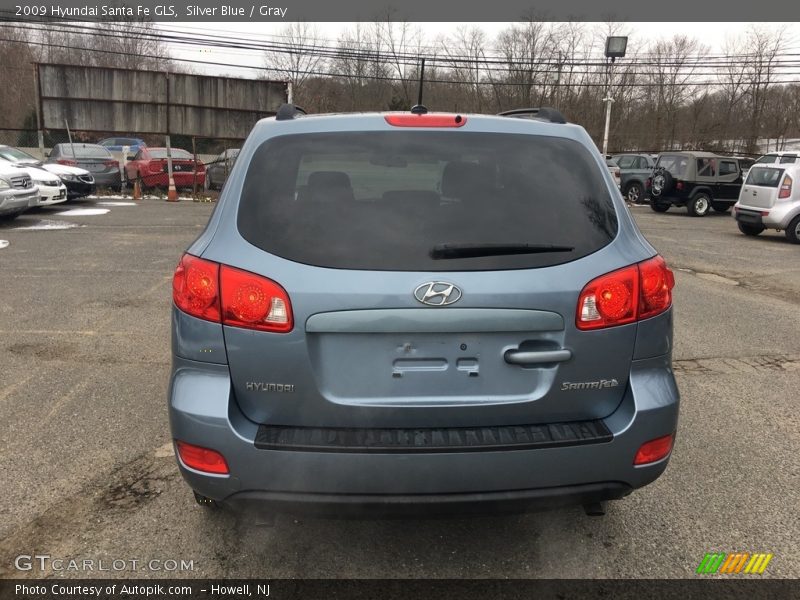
[
  {"x1": 307, "y1": 171, "x2": 354, "y2": 202},
  {"x1": 441, "y1": 161, "x2": 491, "y2": 200},
  {"x1": 308, "y1": 171, "x2": 352, "y2": 190}
]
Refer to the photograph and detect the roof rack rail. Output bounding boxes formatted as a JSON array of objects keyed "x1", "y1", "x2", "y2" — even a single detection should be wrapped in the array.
[
  {"x1": 275, "y1": 103, "x2": 307, "y2": 121},
  {"x1": 498, "y1": 107, "x2": 567, "y2": 124}
]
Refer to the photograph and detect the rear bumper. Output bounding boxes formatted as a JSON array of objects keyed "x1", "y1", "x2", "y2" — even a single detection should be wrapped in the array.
[
  {"x1": 141, "y1": 172, "x2": 205, "y2": 188},
  {"x1": 91, "y1": 172, "x2": 121, "y2": 187},
  {"x1": 735, "y1": 203, "x2": 799, "y2": 229},
  {"x1": 224, "y1": 482, "x2": 633, "y2": 518},
  {"x1": 169, "y1": 353, "x2": 680, "y2": 514}
]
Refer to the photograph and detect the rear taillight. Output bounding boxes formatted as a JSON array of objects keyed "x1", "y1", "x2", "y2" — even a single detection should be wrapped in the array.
[
  {"x1": 57, "y1": 158, "x2": 77, "y2": 166},
  {"x1": 176, "y1": 441, "x2": 229, "y2": 475},
  {"x1": 676, "y1": 181, "x2": 683, "y2": 190},
  {"x1": 577, "y1": 256, "x2": 674, "y2": 330},
  {"x1": 634, "y1": 434, "x2": 674, "y2": 465},
  {"x1": 220, "y1": 265, "x2": 293, "y2": 332},
  {"x1": 385, "y1": 114, "x2": 466, "y2": 127},
  {"x1": 638, "y1": 256, "x2": 675, "y2": 320},
  {"x1": 779, "y1": 174, "x2": 793, "y2": 199},
  {"x1": 172, "y1": 254, "x2": 221, "y2": 323},
  {"x1": 172, "y1": 254, "x2": 293, "y2": 333},
  {"x1": 645, "y1": 179, "x2": 651, "y2": 188},
  {"x1": 104, "y1": 159, "x2": 119, "y2": 168}
]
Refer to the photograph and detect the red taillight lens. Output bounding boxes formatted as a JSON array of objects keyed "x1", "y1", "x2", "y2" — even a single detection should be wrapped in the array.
[
  {"x1": 384, "y1": 114, "x2": 466, "y2": 127},
  {"x1": 577, "y1": 256, "x2": 674, "y2": 330},
  {"x1": 645, "y1": 178, "x2": 651, "y2": 188},
  {"x1": 104, "y1": 159, "x2": 119, "y2": 168},
  {"x1": 175, "y1": 441, "x2": 229, "y2": 474},
  {"x1": 676, "y1": 181, "x2": 683, "y2": 190},
  {"x1": 577, "y1": 264, "x2": 639, "y2": 330},
  {"x1": 220, "y1": 265, "x2": 293, "y2": 332},
  {"x1": 638, "y1": 256, "x2": 675, "y2": 320},
  {"x1": 779, "y1": 174, "x2": 792, "y2": 199},
  {"x1": 172, "y1": 254, "x2": 221, "y2": 322},
  {"x1": 173, "y1": 255, "x2": 294, "y2": 332},
  {"x1": 634, "y1": 434, "x2": 674, "y2": 465},
  {"x1": 57, "y1": 158, "x2": 77, "y2": 166}
]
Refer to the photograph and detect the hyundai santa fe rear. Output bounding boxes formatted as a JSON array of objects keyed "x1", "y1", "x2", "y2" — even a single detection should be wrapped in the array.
[{"x1": 168, "y1": 106, "x2": 679, "y2": 518}]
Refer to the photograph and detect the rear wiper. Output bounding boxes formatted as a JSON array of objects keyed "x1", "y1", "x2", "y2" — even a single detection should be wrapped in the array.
[{"x1": 430, "y1": 243, "x2": 575, "y2": 259}]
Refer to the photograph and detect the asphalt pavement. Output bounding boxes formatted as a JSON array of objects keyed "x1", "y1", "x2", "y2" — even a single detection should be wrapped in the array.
[{"x1": 0, "y1": 198, "x2": 797, "y2": 579}]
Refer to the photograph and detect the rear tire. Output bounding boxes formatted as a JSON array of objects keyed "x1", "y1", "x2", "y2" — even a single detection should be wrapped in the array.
[
  {"x1": 650, "y1": 200, "x2": 670, "y2": 213},
  {"x1": 687, "y1": 193, "x2": 711, "y2": 217},
  {"x1": 738, "y1": 222, "x2": 765, "y2": 236},
  {"x1": 786, "y1": 215, "x2": 800, "y2": 244},
  {"x1": 625, "y1": 182, "x2": 644, "y2": 204},
  {"x1": 711, "y1": 201, "x2": 731, "y2": 213}
]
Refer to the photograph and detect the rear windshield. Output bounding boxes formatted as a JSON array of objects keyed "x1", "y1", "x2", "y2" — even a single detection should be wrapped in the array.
[
  {"x1": 746, "y1": 167, "x2": 784, "y2": 187},
  {"x1": 656, "y1": 154, "x2": 690, "y2": 177},
  {"x1": 237, "y1": 131, "x2": 617, "y2": 271},
  {"x1": 148, "y1": 149, "x2": 192, "y2": 159},
  {"x1": 60, "y1": 145, "x2": 112, "y2": 158},
  {"x1": 756, "y1": 154, "x2": 797, "y2": 165}
]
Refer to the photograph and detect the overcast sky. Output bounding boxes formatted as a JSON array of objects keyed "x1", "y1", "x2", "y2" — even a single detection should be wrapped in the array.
[{"x1": 162, "y1": 22, "x2": 800, "y2": 78}]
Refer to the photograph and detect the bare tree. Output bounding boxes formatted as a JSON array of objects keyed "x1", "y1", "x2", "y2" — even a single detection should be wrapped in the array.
[
  {"x1": 262, "y1": 23, "x2": 328, "y2": 108},
  {"x1": 331, "y1": 23, "x2": 391, "y2": 111},
  {"x1": 740, "y1": 25, "x2": 789, "y2": 153},
  {"x1": 440, "y1": 26, "x2": 487, "y2": 112}
]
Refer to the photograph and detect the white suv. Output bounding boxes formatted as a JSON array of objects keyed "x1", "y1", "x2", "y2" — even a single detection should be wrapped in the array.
[
  {"x1": 734, "y1": 156, "x2": 800, "y2": 243},
  {"x1": 0, "y1": 163, "x2": 39, "y2": 220}
]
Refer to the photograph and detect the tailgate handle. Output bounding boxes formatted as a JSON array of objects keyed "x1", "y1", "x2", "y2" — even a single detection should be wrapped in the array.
[{"x1": 504, "y1": 348, "x2": 572, "y2": 366}]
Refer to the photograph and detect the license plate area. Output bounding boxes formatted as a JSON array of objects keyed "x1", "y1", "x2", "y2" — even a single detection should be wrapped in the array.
[{"x1": 306, "y1": 331, "x2": 565, "y2": 406}]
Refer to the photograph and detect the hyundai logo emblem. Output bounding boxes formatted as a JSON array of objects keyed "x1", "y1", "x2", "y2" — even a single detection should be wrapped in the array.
[{"x1": 414, "y1": 282, "x2": 462, "y2": 306}]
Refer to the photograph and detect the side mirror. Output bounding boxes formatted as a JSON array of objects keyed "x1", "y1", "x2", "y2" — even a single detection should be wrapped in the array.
[{"x1": 126, "y1": 155, "x2": 135, "y2": 161}]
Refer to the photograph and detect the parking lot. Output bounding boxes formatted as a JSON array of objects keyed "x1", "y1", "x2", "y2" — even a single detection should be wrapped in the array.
[{"x1": 0, "y1": 198, "x2": 798, "y2": 579}]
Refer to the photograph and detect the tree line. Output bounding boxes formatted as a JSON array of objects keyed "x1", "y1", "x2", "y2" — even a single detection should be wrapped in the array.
[{"x1": 1, "y1": 20, "x2": 798, "y2": 155}]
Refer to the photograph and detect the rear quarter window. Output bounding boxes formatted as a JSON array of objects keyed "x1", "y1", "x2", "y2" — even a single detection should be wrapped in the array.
[
  {"x1": 656, "y1": 154, "x2": 690, "y2": 178},
  {"x1": 237, "y1": 131, "x2": 618, "y2": 271}
]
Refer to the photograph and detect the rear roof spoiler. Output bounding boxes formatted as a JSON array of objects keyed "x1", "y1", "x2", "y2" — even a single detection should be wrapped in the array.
[
  {"x1": 275, "y1": 103, "x2": 307, "y2": 121},
  {"x1": 498, "y1": 108, "x2": 567, "y2": 124}
]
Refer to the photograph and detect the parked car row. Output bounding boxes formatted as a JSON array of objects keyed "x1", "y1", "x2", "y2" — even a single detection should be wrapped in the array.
[{"x1": 609, "y1": 148, "x2": 800, "y2": 245}]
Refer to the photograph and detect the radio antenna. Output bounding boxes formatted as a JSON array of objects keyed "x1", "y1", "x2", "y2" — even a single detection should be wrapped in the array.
[{"x1": 410, "y1": 58, "x2": 427, "y2": 114}]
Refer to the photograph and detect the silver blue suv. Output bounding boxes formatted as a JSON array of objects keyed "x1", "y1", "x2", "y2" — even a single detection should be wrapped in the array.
[{"x1": 168, "y1": 106, "x2": 679, "y2": 518}]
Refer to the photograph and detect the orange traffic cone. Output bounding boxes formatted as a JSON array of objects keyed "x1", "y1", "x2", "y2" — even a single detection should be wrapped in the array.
[
  {"x1": 132, "y1": 178, "x2": 141, "y2": 200},
  {"x1": 167, "y1": 176, "x2": 179, "y2": 202}
]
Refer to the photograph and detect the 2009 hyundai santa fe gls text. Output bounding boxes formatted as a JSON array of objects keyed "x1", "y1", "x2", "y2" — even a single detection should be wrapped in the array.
[{"x1": 168, "y1": 104, "x2": 679, "y2": 518}]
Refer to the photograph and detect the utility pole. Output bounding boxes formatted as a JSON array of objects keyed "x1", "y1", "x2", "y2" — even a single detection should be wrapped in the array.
[
  {"x1": 602, "y1": 36, "x2": 627, "y2": 157},
  {"x1": 602, "y1": 58, "x2": 614, "y2": 157}
]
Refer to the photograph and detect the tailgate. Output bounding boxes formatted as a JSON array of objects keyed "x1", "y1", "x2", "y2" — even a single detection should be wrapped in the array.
[{"x1": 741, "y1": 167, "x2": 784, "y2": 208}]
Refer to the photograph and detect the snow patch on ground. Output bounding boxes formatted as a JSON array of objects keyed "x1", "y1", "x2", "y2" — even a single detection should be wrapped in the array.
[
  {"x1": 96, "y1": 201, "x2": 137, "y2": 207},
  {"x1": 13, "y1": 220, "x2": 82, "y2": 231},
  {"x1": 0, "y1": 240, "x2": 9, "y2": 249},
  {"x1": 56, "y1": 208, "x2": 111, "y2": 216}
]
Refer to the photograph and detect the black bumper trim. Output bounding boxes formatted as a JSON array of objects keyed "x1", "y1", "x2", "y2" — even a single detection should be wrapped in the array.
[
  {"x1": 223, "y1": 482, "x2": 632, "y2": 517},
  {"x1": 735, "y1": 209, "x2": 764, "y2": 226},
  {"x1": 254, "y1": 419, "x2": 612, "y2": 453}
]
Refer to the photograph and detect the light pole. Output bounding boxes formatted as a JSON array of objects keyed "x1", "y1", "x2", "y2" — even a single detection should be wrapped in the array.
[{"x1": 602, "y1": 36, "x2": 627, "y2": 157}]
